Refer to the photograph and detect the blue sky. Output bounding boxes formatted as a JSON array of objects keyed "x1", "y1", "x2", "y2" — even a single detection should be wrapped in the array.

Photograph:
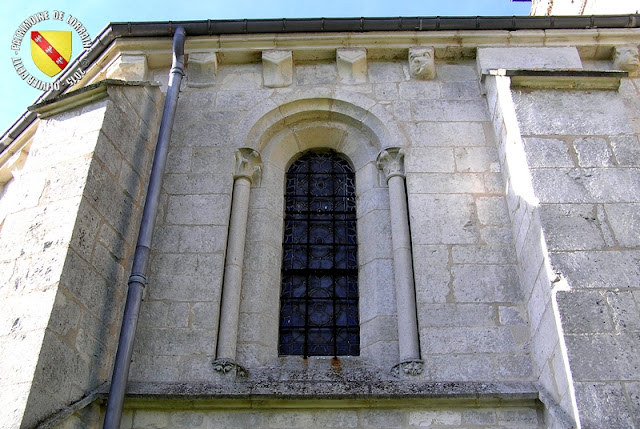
[{"x1": 1, "y1": 0, "x2": 532, "y2": 134}]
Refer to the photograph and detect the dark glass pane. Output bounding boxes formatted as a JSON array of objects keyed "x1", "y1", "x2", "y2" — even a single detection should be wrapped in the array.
[
  {"x1": 282, "y1": 245, "x2": 307, "y2": 270},
  {"x1": 307, "y1": 328, "x2": 333, "y2": 355},
  {"x1": 279, "y1": 151, "x2": 360, "y2": 357},
  {"x1": 308, "y1": 245, "x2": 333, "y2": 270},
  {"x1": 308, "y1": 300, "x2": 333, "y2": 327},
  {"x1": 308, "y1": 275, "x2": 333, "y2": 298},
  {"x1": 281, "y1": 275, "x2": 307, "y2": 298},
  {"x1": 280, "y1": 301, "x2": 306, "y2": 327},
  {"x1": 279, "y1": 329, "x2": 305, "y2": 355}
]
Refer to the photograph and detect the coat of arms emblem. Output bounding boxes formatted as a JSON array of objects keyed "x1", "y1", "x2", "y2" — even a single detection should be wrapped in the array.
[{"x1": 30, "y1": 30, "x2": 71, "y2": 77}]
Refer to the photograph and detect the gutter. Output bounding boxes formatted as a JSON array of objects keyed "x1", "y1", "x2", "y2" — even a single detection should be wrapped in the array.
[{"x1": 1, "y1": 14, "x2": 639, "y2": 152}]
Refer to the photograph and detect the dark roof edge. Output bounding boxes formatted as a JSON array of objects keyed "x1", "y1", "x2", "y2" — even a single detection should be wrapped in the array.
[
  {"x1": 2, "y1": 14, "x2": 640, "y2": 151},
  {"x1": 109, "y1": 15, "x2": 640, "y2": 36}
]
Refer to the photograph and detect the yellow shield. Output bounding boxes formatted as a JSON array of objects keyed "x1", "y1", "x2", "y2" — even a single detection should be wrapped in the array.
[{"x1": 30, "y1": 31, "x2": 72, "y2": 77}]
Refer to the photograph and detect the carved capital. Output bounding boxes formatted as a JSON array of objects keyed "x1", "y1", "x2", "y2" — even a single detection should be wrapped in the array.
[
  {"x1": 613, "y1": 45, "x2": 640, "y2": 77},
  {"x1": 212, "y1": 359, "x2": 248, "y2": 377},
  {"x1": 391, "y1": 360, "x2": 424, "y2": 377},
  {"x1": 376, "y1": 147, "x2": 406, "y2": 181},
  {"x1": 233, "y1": 148, "x2": 262, "y2": 184},
  {"x1": 409, "y1": 47, "x2": 436, "y2": 80}
]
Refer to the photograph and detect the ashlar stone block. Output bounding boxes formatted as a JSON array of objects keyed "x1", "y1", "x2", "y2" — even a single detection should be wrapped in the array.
[
  {"x1": 337, "y1": 48, "x2": 367, "y2": 84},
  {"x1": 187, "y1": 51, "x2": 218, "y2": 88},
  {"x1": 262, "y1": 50, "x2": 293, "y2": 88},
  {"x1": 106, "y1": 53, "x2": 148, "y2": 81}
]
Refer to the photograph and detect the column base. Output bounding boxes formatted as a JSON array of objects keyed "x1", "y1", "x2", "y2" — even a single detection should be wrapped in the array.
[
  {"x1": 212, "y1": 359, "x2": 248, "y2": 377},
  {"x1": 391, "y1": 359, "x2": 424, "y2": 377}
]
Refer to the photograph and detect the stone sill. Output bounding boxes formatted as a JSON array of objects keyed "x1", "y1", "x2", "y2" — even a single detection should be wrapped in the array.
[
  {"x1": 488, "y1": 69, "x2": 628, "y2": 90},
  {"x1": 104, "y1": 381, "x2": 539, "y2": 404}
]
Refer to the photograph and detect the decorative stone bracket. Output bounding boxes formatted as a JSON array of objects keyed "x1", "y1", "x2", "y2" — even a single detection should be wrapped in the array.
[
  {"x1": 187, "y1": 51, "x2": 218, "y2": 87},
  {"x1": 409, "y1": 47, "x2": 436, "y2": 80},
  {"x1": 105, "y1": 53, "x2": 148, "y2": 81},
  {"x1": 337, "y1": 48, "x2": 367, "y2": 84},
  {"x1": 262, "y1": 50, "x2": 293, "y2": 88},
  {"x1": 613, "y1": 45, "x2": 640, "y2": 78}
]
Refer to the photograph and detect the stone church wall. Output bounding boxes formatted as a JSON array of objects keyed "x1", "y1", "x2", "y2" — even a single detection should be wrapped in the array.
[{"x1": 2, "y1": 27, "x2": 640, "y2": 428}]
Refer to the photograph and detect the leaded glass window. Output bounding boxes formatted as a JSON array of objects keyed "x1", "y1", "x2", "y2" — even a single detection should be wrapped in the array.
[{"x1": 279, "y1": 151, "x2": 360, "y2": 357}]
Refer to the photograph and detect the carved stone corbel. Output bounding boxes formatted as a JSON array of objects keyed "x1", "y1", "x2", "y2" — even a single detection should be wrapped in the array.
[
  {"x1": 262, "y1": 50, "x2": 293, "y2": 88},
  {"x1": 613, "y1": 45, "x2": 640, "y2": 78},
  {"x1": 337, "y1": 48, "x2": 368, "y2": 84},
  {"x1": 409, "y1": 47, "x2": 436, "y2": 80}
]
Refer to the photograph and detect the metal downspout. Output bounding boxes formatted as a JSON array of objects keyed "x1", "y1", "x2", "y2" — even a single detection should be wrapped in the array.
[{"x1": 103, "y1": 26, "x2": 186, "y2": 429}]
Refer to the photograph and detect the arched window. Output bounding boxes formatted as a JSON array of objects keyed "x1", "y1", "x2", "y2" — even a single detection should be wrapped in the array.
[{"x1": 279, "y1": 151, "x2": 360, "y2": 357}]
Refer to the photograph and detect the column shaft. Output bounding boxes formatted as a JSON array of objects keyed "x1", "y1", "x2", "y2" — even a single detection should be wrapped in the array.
[
  {"x1": 388, "y1": 175, "x2": 421, "y2": 362},
  {"x1": 377, "y1": 147, "x2": 423, "y2": 376},
  {"x1": 216, "y1": 176, "x2": 251, "y2": 361}
]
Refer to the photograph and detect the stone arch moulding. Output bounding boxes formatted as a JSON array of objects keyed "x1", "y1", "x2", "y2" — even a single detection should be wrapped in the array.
[{"x1": 226, "y1": 95, "x2": 422, "y2": 375}]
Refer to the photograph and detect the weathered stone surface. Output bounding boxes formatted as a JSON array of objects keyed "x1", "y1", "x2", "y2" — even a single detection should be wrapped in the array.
[
  {"x1": 604, "y1": 203, "x2": 640, "y2": 247},
  {"x1": 522, "y1": 137, "x2": 574, "y2": 168},
  {"x1": 513, "y1": 89, "x2": 633, "y2": 136},
  {"x1": 610, "y1": 134, "x2": 640, "y2": 166},
  {"x1": 455, "y1": 147, "x2": 499, "y2": 172},
  {"x1": 531, "y1": 168, "x2": 640, "y2": 203},
  {"x1": 605, "y1": 291, "x2": 640, "y2": 332},
  {"x1": 573, "y1": 136, "x2": 615, "y2": 167},
  {"x1": 409, "y1": 194, "x2": 479, "y2": 244},
  {"x1": 556, "y1": 290, "x2": 614, "y2": 334},
  {"x1": 574, "y1": 382, "x2": 635, "y2": 428},
  {"x1": 539, "y1": 204, "x2": 607, "y2": 251},
  {"x1": 550, "y1": 250, "x2": 640, "y2": 289},
  {"x1": 412, "y1": 99, "x2": 489, "y2": 122},
  {"x1": 452, "y1": 265, "x2": 522, "y2": 303},
  {"x1": 368, "y1": 62, "x2": 405, "y2": 83},
  {"x1": 406, "y1": 122, "x2": 488, "y2": 147},
  {"x1": 565, "y1": 332, "x2": 640, "y2": 380}
]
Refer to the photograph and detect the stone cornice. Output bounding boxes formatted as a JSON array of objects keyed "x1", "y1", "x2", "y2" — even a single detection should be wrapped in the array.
[
  {"x1": 97, "y1": 28, "x2": 640, "y2": 69},
  {"x1": 28, "y1": 79, "x2": 160, "y2": 119},
  {"x1": 489, "y1": 69, "x2": 628, "y2": 90}
]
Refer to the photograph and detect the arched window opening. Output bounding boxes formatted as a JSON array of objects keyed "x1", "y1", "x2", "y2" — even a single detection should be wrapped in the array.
[{"x1": 279, "y1": 151, "x2": 360, "y2": 357}]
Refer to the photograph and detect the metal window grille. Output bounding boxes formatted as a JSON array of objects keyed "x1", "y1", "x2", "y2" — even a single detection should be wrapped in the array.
[{"x1": 279, "y1": 151, "x2": 360, "y2": 357}]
